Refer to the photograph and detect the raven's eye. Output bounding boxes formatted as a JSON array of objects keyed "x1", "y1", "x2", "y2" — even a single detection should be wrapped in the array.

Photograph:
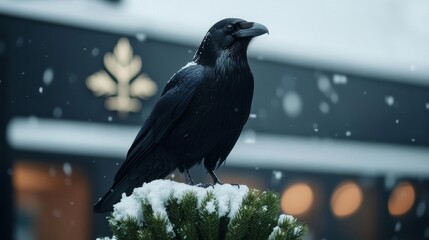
[{"x1": 225, "y1": 24, "x2": 235, "y2": 32}]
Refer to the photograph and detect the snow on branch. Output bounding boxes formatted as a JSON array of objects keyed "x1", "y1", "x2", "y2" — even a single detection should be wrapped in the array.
[{"x1": 97, "y1": 180, "x2": 307, "y2": 240}]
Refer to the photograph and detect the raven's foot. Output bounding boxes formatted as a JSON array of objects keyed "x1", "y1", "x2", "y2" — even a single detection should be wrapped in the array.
[
  {"x1": 217, "y1": 182, "x2": 240, "y2": 189},
  {"x1": 196, "y1": 183, "x2": 216, "y2": 188},
  {"x1": 208, "y1": 169, "x2": 222, "y2": 185},
  {"x1": 207, "y1": 169, "x2": 240, "y2": 188},
  {"x1": 195, "y1": 182, "x2": 240, "y2": 189}
]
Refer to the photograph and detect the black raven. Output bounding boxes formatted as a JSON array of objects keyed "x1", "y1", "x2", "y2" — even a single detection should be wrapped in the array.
[{"x1": 94, "y1": 18, "x2": 268, "y2": 213}]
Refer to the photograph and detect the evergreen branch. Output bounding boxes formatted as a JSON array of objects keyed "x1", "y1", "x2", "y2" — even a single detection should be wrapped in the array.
[
  {"x1": 109, "y1": 216, "x2": 140, "y2": 240},
  {"x1": 103, "y1": 180, "x2": 307, "y2": 240},
  {"x1": 225, "y1": 190, "x2": 259, "y2": 240},
  {"x1": 166, "y1": 193, "x2": 182, "y2": 237},
  {"x1": 247, "y1": 191, "x2": 279, "y2": 240},
  {"x1": 141, "y1": 200, "x2": 173, "y2": 240},
  {"x1": 198, "y1": 192, "x2": 220, "y2": 240}
]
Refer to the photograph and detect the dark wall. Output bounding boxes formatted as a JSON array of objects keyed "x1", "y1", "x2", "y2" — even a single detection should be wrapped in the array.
[
  {"x1": 1, "y1": 14, "x2": 429, "y2": 148},
  {"x1": 0, "y1": 17, "x2": 13, "y2": 240},
  {"x1": 249, "y1": 61, "x2": 429, "y2": 147}
]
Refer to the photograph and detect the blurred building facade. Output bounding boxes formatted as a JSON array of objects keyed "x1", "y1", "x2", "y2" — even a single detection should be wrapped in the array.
[{"x1": 1, "y1": 1, "x2": 429, "y2": 239}]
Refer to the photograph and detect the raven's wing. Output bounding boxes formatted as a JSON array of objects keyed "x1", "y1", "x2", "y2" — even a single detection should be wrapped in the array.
[
  {"x1": 94, "y1": 65, "x2": 204, "y2": 213},
  {"x1": 114, "y1": 64, "x2": 204, "y2": 182}
]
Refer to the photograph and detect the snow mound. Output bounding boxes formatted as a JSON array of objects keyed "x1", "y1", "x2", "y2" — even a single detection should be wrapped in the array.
[
  {"x1": 99, "y1": 180, "x2": 306, "y2": 240},
  {"x1": 96, "y1": 237, "x2": 116, "y2": 240},
  {"x1": 112, "y1": 179, "x2": 249, "y2": 223}
]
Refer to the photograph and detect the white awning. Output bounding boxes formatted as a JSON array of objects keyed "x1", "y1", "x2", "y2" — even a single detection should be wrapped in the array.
[{"x1": 7, "y1": 117, "x2": 429, "y2": 177}]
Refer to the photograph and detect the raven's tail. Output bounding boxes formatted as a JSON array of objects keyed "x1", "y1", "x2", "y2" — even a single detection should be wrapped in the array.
[
  {"x1": 93, "y1": 176, "x2": 137, "y2": 213},
  {"x1": 93, "y1": 169, "x2": 176, "y2": 213},
  {"x1": 93, "y1": 148, "x2": 177, "y2": 213}
]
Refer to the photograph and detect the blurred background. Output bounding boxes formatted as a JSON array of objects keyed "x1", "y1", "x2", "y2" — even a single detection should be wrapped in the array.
[{"x1": 1, "y1": 0, "x2": 429, "y2": 239}]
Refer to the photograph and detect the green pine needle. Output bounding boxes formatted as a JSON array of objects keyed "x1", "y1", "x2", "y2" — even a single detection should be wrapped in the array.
[{"x1": 105, "y1": 184, "x2": 307, "y2": 240}]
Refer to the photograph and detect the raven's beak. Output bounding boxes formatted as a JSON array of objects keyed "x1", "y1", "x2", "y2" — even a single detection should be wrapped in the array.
[{"x1": 234, "y1": 22, "x2": 269, "y2": 38}]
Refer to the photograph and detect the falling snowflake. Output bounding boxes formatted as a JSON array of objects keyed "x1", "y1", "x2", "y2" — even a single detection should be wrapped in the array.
[
  {"x1": 332, "y1": 74, "x2": 348, "y2": 84},
  {"x1": 91, "y1": 48, "x2": 100, "y2": 57},
  {"x1": 43, "y1": 68, "x2": 54, "y2": 85},
  {"x1": 52, "y1": 209, "x2": 62, "y2": 218},
  {"x1": 395, "y1": 222, "x2": 401, "y2": 232},
  {"x1": 319, "y1": 101, "x2": 330, "y2": 114},
  {"x1": 317, "y1": 76, "x2": 331, "y2": 92},
  {"x1": 63, "y1": 162, "x2": 72, "y2": 176},
  {"x1": 330, "y1": 93, "x2": 339, "y2": 103},
  {"x1": 313, "y1": 123, "x2": 319, "y2": 132},
  {"x1": 272, "y1": 170, "x2": 283, "y2": 180},
  {"x1": 242, "y1": 130, "x2": 257, "y2": 144},
  {"x1": 385, "y1": 96, "x2": 395, "y2": 106},
  {"x1": 135, "y1": 33, "x2": 147, "y2": 42},
  {"x1": 282, "y1": 91, "x2": 303, "y2": 118},
  {"x1": 416, "y1": 201, "x2": 426, "y2": 218},
  {"x1": 53, "y1": 107, "x2": 63, "y2": 118}
]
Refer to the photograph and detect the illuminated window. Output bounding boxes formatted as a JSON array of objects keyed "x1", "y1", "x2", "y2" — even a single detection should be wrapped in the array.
[
  {"x1": 330, "y1": 181, "x2": 363, "y2": 218},
  {"x1": 281, "y1": 182, "x2": 314, "y2": 215},
  {"x1": 13, "y1": 161, "x2": 90, "y2": 240},
  {"x1": 388, "y1": 181, "x2": 415, "y2": 216}
]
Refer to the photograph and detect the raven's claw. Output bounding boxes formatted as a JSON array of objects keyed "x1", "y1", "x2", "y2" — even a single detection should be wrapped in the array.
[{"x1": 196, "y1": 183, "x2": 215, "y2": 188}]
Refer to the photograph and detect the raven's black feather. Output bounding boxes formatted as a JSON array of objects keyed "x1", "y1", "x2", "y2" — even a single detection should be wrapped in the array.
[{"x1": 94, "y1": 18, "x2": 268, "y2": 213}]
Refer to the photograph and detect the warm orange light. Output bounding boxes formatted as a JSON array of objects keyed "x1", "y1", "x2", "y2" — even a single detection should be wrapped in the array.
[
  {"x1": 13, "y1": 162, "x2": 61, "y2": 191},
  {"x1": 388, "y1": 181, "x2": 415, "y2": 216},
  {"x1": 281, "y1": 183, "x2": 314, "y2": 215},
  {"x1": 331, "y1": 181, "x2": 363, "y2": 218},
  {"x1": 13, "y1": 161, "x2": 91, "y2": 240}
]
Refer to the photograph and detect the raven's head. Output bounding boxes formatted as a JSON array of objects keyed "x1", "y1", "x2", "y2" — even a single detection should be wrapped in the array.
[{"x1": 193, "y1": 18, "x2": 268, "y2": 66}]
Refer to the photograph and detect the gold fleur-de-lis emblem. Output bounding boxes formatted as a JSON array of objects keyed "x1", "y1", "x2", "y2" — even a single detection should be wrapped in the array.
[{"x1": 86, "y1": 38, "x2": 157, "y2": 118}]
